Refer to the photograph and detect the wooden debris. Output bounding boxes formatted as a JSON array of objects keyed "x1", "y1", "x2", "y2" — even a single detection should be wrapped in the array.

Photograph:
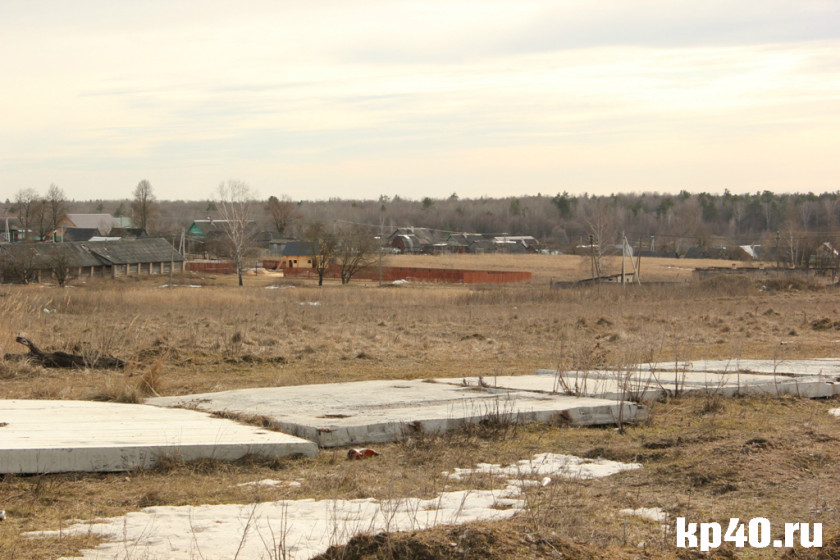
[{"x1": 3, "y1": 336, "x2": 126, "y2": 369}]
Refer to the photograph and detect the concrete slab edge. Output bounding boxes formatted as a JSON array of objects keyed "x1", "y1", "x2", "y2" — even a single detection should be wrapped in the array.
[
  {"x1": 269, "y1": 401, "x2": 648, "y2": 448},
  {"x1": 0, "y1": 441, "x2": 318, "y2": 475}
]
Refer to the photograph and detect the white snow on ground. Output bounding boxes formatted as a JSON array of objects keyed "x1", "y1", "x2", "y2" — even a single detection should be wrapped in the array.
[
  {"x1": 620, "y1": 507, "x2": 669, "y2": 523},
  {"x1": 30, "y1": 490, "x2": 521, "y2": 560},
  {"x1": 830, "y1": 408, "x2": 840, "y2": 418},
  {"x1": 28, "y1": 453, "x2": 639, "y2": 560},
  {"x1": 445, "y1": 452, "x2": 640, "y2": 481},
  {"x1": 235, "y1": 479, "x2": 302, "y2": 489}
]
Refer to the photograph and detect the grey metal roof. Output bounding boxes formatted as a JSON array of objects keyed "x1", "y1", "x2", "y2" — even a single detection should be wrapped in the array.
[
  {"x1": 281, "y1": 241, "x2": 314, "y2": 256},
  {"x1": 65, "y1": 214, "x2": 133, "y2": 229},
  {"x1": 83, "y1": 238, "x2": 184, "y2": 265},
  {"x1": 1, "y1": 238, "x2": 183, "y2": 271}
]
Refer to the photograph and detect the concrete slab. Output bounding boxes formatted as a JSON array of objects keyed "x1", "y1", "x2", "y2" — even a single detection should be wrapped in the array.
[
  {"x1": 643, "y1": 358, "x2": 840, "y2": 379},
  {"x1": 147, "y1": 379, "x2": 648, "y2": 448},
  {"x1": 0, "y1": 400, "x2": 317, "y2": 474},
  {"x1": 445, "y1": 360, "x2": 840, "y2": 402}
]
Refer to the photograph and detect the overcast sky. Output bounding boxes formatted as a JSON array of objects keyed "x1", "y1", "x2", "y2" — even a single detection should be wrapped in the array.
[{"x1": 1, "y1": 0, "x2": 838, "y2": 202}]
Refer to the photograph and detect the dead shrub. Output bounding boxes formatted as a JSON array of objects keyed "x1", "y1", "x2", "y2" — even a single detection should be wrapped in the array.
[
  {"x1": 763, "y1": 276, "x2": 826, "y2": 292},
  {"x1": 136, "y1": 358, "x2": 165, "y2": 397},
  {"x1": 697, "y1": 274, "x2": 753, "y2": 295},
  {"x1": 811, "y1": 317, "x2": 839, "y2": 331}
]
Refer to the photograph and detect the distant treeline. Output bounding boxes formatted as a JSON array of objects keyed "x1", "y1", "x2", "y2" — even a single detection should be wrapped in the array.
[{"x1": 45, "y1": 189, "x2": 840, "y2": 252}]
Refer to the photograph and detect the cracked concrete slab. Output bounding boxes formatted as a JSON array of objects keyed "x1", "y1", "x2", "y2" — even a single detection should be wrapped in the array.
[
  {"x1": 448, "y1": 359, "x2": 840, "y2": 401},
  {"x1": 147, "y1": 379, "x2": 647, "y2": 447},
  {"x1": 0, "y1": 400, "x2": 317, "y2": 474},
  {"x1": 640, "y1": 358, "x2": 840, "y2": 378}
]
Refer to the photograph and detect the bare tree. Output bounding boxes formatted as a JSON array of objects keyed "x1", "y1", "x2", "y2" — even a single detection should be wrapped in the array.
[
  {"x1": 266, "y1": 195, "x2": 299, "y2": 236},
  {"x1": 335, "y1": 225, "x2": 378, "y2": 284},
  {"x1": 48, "y1": 245, "x2": 74, "y2": 286},
  {"x1": 14, "y1": 188, "x2": 39, "y2": 241},
  {"x1": 581, "y1": 198, "x2": 616, "y2": 278},
  {"x1": 131, "y1": 180, "x2": 157, "y2": 234},
  {"x1": 31, "y1": 197, "x2": 51, "y2": 241},
  {"x1": 304, "y1": 222, "x2": 337, "y2": 286},
  {"x1": 0, "y1": 244, "x2": 39, "y2": 283},
  {"x1": 216, "y1": 180, "x2": 257, "y2": 287},
  {"x1": 46, "y1": 184, "x2": 67, "y2": 238}
]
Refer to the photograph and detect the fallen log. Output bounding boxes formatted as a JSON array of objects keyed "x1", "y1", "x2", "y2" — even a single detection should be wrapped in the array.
[{"x1": 3, "y1": 336, "x2": 126, "y2": 369}]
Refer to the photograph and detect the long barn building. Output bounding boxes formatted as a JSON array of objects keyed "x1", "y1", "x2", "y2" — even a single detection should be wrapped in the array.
[{"x1": 0, "y1": 238, "x2": 184, "y2": 283}]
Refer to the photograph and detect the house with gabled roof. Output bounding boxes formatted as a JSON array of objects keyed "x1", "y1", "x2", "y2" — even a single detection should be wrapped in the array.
[
  {"x1": 493, "y1": 235, "x2": 540, "y2": 253},
  {"x1": 278, "y1": 241, "x2": 316, "y2": 269}
]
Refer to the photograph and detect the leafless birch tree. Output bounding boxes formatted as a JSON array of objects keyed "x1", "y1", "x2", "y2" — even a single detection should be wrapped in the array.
[{"x1": 216, "y1": 180, "x2": 257, "y2": 287}]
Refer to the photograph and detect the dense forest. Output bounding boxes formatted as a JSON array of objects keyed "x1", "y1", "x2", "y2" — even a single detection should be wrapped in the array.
[{"x1": 5, "y1": 189, "x2": 840, "y2": 260}]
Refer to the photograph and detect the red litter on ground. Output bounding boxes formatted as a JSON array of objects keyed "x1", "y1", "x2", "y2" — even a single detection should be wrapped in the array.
[{"x1": 347, "y1": 448, "x2": 380, "y2": 460}]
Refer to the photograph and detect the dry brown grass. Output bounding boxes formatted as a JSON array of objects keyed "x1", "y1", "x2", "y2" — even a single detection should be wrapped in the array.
[
  {"x1": 384, "y1": 253, "x2": 764, "y2": 282},
  {"x1": 1, "y1": 266, "x2": 837, "y2": 400},
  {"x1": 0, "y1": 260, "x2": 838, "y2": 558}
]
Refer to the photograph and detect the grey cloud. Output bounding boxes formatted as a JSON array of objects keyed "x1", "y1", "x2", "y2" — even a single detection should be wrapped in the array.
[
  {"x1": 499, "y1": 3, "x2": 840, "y2": 52},
  {"x1": 342, "y1": 2, "x2": 840, "y2": 64}
]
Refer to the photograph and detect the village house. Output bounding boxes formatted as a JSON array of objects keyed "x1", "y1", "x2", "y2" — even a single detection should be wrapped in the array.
[
  {"x1": 186, "y1": 219, "x2": 259, "y2": 257},
  {"x1": 276, "y1": 241, "x2": 316, "y2": 269},
  {"x1": 492, "y1": 235, "x2": 540, "y2": 253},
  {"x1": 387, "y1": 228, "x2": 449, "y2": 254}
]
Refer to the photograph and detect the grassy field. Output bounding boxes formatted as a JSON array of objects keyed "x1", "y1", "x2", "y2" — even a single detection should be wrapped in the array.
[
  {"x1": 383, "y1": 252, "x2": 763, "y2": 282},
  {"x1": 1, "y1": 254, "x2": 838, "y2": 559}
]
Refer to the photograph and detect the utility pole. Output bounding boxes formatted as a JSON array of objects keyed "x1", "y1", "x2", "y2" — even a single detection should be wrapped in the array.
[
  {"x1": 378, "y1": 212, "x2": 384, "y2": 287},
  {"x1": 636, "y1": 236, "x2": 643, "y2": 283},
  {"x1": 621, "y1": 232, "x2": 626, "y2": 288}
]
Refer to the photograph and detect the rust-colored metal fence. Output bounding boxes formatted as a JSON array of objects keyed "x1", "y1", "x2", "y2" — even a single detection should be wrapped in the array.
[{"x1": 185, "y1": 261, "x2": 236, "y2": 274}]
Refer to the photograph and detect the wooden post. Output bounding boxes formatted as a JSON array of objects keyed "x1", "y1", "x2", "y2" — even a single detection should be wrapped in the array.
[
  {"x1": 621, "y1": 233, "x2": 626, "y2": 288},
  {"x1": 635, "y1": 236, "x2": 643, "y2": 285}
]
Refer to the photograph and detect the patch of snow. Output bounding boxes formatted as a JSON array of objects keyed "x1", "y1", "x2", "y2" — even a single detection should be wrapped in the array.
[
  {"x1": 392, "y1": 279, "x2": 408, "y2": 285},
  {"x1": 829, "y1": 408, "x2": 840, "y2": 418},
  {"x1": 300, "y1": 301, "x2": 321, "y2": 306},
  {"x1": 620, "y1": 507, "x2": 668, "y2": 523},
  {"x1": 28, "y1": 490, "x2": 522, "y2": 560},
  {"x1": 265, "y1": 285, "x2": 295, "y2": 290},
  {"x1": 446, "y1": 452, "x2": 640, "y2": 481},
  {"x1": 234, "y1": 479, "x2": 302, "y2": 488},
  {"x1": 27, "y1": 453, "x2": 638, "y2": 560}
]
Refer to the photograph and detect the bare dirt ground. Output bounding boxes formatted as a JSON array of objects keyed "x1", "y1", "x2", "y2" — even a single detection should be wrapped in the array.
[{"x1": 1, "y1": 254, "x2": 838, "y2": 559}]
